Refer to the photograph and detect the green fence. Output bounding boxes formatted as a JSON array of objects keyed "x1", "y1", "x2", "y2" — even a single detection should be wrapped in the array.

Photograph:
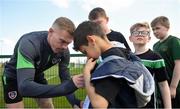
[{"x1": 0, "y1": 54, "x2": 86, "y2": 108}]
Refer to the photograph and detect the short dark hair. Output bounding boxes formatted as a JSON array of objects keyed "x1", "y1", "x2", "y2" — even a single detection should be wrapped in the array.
[
  {"x1": 73, "y1": 21, "x2": 105, "y2": 51},
  {"x1": 88, "y1": 7, "x2": 107, "y2": 20}
]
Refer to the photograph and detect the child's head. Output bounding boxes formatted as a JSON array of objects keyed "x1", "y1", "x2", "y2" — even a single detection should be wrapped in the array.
[
  {"x1": 88, "y1": 7, "x2": 107, "y2": 21},
  {"x1": 151, "y1": 16, "x2": 170, "y2": 29},
  {"x1": 151, "y1": 16, "x2": 170, "y2": 40},
  {"x1": 88, "y1": 7, "x2": 109, "y2": 32},
  {"x1": 73, "y1": 21, "x2": 106, "y2": 59},
  {"x1": 129, "y1": 22, "x2": 151, "y2": 45}
]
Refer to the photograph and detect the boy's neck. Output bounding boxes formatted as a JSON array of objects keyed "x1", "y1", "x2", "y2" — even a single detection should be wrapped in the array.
[
  {"x1": 134, "y1": 44, "x2": 149, "y2": 55},
  {"x1": 100, "y1": 37, "x2": 113, "y2": 53},
  {"x1": 159, "y1": 34, "x2": 169, "y2": 42}
]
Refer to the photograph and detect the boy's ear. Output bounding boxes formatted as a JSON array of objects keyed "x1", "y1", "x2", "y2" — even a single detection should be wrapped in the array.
[
  {"x1": 48, "y1": 28, "x2": 53, "y2": 32},
  {"x1": 129, "y1": 36, "x2": 133, "y2": 42},
  {"x1": 106, "y1": 17, "x2": 109, "y2": 23},
  {"x1": 87, "y1": 35, "x2": 96, "y2": 43}
]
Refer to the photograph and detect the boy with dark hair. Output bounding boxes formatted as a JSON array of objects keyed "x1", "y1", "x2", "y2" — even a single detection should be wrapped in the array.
[
  {"x1": 73, "y1": 21, "x2": 154, "y2": 108},
  {"x1": 88, "y1": 7, "x2": 131, "y2": 51},
  {"x1": 151, "y1": 16, "x2": 180, "y2": 108},
  {"x1": 129, "y1": 22, "x2": 171, "y2": 108}
]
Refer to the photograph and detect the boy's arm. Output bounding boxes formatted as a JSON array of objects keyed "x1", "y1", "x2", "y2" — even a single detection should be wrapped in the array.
[
  {"x1": 158, "y1": 81, "x2": 171, "y2": 108},
  {"x1": 83, "y1": 58, "x2": 108, "y2": 108},
  {"x1": 83, "y1": 67, "x2": 108, "y2": 108},
  {"x1": 170, "y1": 59, "x2": 180, "y2": 98}
]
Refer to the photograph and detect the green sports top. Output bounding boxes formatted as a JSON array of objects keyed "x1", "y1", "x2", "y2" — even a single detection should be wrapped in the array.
[{"x1": 153, "y1": 35, "x2": 180, "y2": 90}]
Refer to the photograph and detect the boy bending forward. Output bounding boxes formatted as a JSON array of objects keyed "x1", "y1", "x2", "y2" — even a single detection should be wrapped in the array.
[{"x1": 73, "y1": 21, "x2": 154, "y2": 108}]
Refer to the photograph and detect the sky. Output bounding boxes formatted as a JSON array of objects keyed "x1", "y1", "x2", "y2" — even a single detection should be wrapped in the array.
[{"x1": 0, "y1": 0, "x2": 180, "y2": 55}]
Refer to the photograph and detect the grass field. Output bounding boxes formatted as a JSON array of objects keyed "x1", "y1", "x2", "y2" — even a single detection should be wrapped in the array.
[{"x1": 0, "y1": 64, "x2": 86, "y2": 108}]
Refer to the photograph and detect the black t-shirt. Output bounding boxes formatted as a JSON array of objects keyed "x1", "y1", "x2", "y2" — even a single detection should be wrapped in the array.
[
  {"x1": 136, "y1": 49, "x2": 169, "y2": 108},
  {"x1": 91, "y1": 47, "x2": 137, "y2": 108},
  {"x1": 136, "y1": 49, "x2": 168, "y2": 82},
  {"x1": 107, "y1": 30, "x2": 131, "y2": 51}
]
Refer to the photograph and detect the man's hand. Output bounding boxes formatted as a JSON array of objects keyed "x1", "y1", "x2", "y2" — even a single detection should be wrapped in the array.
[
  {"x1": 73, "y1": 101, "x2": 84, "y2": 109},
  {"x1": 72, "y1": 74, "x2": 84, "y2": 88}
]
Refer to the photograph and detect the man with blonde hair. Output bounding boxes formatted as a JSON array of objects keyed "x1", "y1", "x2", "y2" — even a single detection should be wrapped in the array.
[{"x1": 2, "y1": 17, "x2": 84, "y2": 108}]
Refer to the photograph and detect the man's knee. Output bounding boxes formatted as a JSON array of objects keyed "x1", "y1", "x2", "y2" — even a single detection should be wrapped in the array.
[
  {"x1": 36, "y1": 98, "x2": 54, "y2": 108},
  {"x1": 6, "y1": 101, "x2": 24, "y2": 108}
]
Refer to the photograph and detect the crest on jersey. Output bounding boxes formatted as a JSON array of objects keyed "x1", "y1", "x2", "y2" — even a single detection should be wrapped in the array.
[
  {"x1": 52, "y1": 58, "x2": 61, "y2": 64},
  {"x1": 8, "y1": 91, "x2": 17, "y2": 99}
]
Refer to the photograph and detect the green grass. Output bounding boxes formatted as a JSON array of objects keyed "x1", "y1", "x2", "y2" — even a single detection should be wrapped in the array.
[{"x1": 0, "y1": 64, "x2": 86, "y2": 108}]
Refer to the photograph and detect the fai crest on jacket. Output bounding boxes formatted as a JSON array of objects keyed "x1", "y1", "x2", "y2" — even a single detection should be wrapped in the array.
[
  {"x1": 52, "y1": 58, "x2": 61, "y2": 64},
  {"x1": 8, "y1": 91, "x2": 17, "y2": 99}
]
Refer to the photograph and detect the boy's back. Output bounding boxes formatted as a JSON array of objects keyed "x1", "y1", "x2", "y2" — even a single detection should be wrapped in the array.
[
  {"x1": 73, "y1": 21, "x2": 154, "y2": 108},
  {"x1": 90, "y1": 47, "x2": 137, "y2": 108}
]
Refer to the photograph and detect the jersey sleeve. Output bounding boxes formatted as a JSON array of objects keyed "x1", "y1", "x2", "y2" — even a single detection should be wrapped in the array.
[
  {"x1": 16, "y1": 37, "x2": 78, "y2": 98},
  {"x1": 17, "y1": 69, "x2": 77, "y2": 98},
  {"x1": 153, "y1": 54, "x2": 169, "y2": 82},
  {"x1": 171, "y1": 37, "x2": 180, "y2": 60},
  {"x1": 17, "y1": 37, "x2": 37, "y2": 69},
  {"x1": 116, "y1": 32, "x2": 131, "y2": 51},
  {"x1": 120, "y1": 34, "x2": 131, "y2": 51}
]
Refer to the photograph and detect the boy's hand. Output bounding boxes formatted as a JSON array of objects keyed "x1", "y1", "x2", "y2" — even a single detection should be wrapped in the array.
[
  {"x1": 83, "y1": 58, "x2": 97, "y2": 85},
  {"x1": 170, "y1": 86, "x2": 176, "y2": 98},
  {"x1": 84, "y1": 58, "x2": 97, "y2": 73}
]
